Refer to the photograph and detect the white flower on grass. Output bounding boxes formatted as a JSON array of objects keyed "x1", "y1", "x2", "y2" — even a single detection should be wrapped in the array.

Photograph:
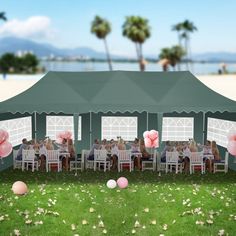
[
  {"x1": 134, "y1": 220, "x2": 141, "y2": 228},
  {"x1": 82, "y1": 220, "x2": 88, "y2": 225},
  {"x1": 62, "y1": 220, "x2": 66, "y2": 224},
  {"x1": 102, "y1": 229, "x2": 107, "y2": 234},
  {"x1": 98, "y1": 220, "x2": 104, "y2": 228},
  {"x1": 218, "y1": 229, "x2": 225, "y2": 236},
  {"x1": 151, "y1": 220, "x2": 156, "y2": 225},
  {"x1": 74, "y1": 234, "x2": 79, "y2": 236},
  {"x1": 163, "y1": 224, "x2": 168, "y2": 231},
  {"x1": 34, "y1": 221, "x2": 43, "y2": 225},
  {"x1": 172, "y1": 220, "x2": 176, "y2": 224},
  {"x1": 14, "y1": 229, "x2": 21, "y2": 236},
  {"x1": 131, "y1": 229, "x2": 136, "y2": 234},
  {"x1": 98, "y1": 215, "x2": 101, "y2": 219},
  {"x1": 160, "y1": 234, "x2": 165, "y2": 236},
  {"x1": 122, "y1": 220, "x2": 126, "y2": 224},
  {"x1": 25, "y1": 220, "x2": 32, "y2": 224},
  {"x1": 0, "y1": 216, "x2": 4, "y2": 221},
  {"x1": 195, "y1": 220, "x2": 204, "y2": 226},
  {"x1": 142, "y1": 225, "x2": 146, "y2": 229},
  {"x1": 206, "y1": 219, "x2": 213, "y2": 224},
  {"x1": 93, "y1": 225, "x2": 96, "y2": 229},
  {"x1": 144, "y1": 208, "x2": 149, "y2": 213},
  {"x1": 89, "y1": 207, "x2": 95, "y2": 213},
  {"x1": 71, "y1": 224, "x2": 76, "y2": 231}
]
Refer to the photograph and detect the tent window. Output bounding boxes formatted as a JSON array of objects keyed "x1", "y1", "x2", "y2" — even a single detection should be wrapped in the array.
[
  {"x1": 101, "y1": 116, "x2": 137, "y2": 141},
  {"x1": 162, "y1": 117, "x2": 194, "y2": 141},
  {"x1": 46, "y1": 116, "x2": 82, "y2": 140},
  {"x1": 0, "y1": 117, "x2": 32, "y2": 147},
  {"x1": 207, "y1": 117, "x2": 236, "y2": 148}
]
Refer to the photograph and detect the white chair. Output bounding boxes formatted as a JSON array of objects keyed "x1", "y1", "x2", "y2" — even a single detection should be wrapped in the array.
[
  {"x1": 83, "y1": 150, "x2": 94, "y2": 170},
  {"x1": 13, "y1": 149, "x2": 22, "y2": 169},
  {"x1": 156, "y1": 151, "x2": 166, "y2": 172},
  {"x1": 118, "y1": 150, "x2": 133, "y2": 172},
  {"x1": 46, "y1": 150, "x2": 62, "y2": 172},
  {"x1": 70, "y1": 151, "x2": 85, "y2": 172},
  {"x1": 22, "y1": 150, "x2": 39, "y2": 172},
  {"x1": 190, "y1": 152, "x2": 205, "y2": 174},
  {"x1": 94, "y1": 149, "x2": 110, "y2": 172},
  {"x1": 166, "y1": 151, "x2": 182, "y2": 174},
  {"x1": 142, "y1": 149, "x2": 157, "y2": 171},
  {"x1": 214, "y1": 152, "x2": 229, "y2": 173}
]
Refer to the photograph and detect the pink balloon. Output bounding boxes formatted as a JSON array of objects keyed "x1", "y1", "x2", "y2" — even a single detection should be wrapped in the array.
[
  {"x1": 149, "y1": 130, "x2": 158, "y2": 141},
  {"x1": 227, "y1": 140, "x2": 236, "y2": 156},
  {"x1": 117, "y1": 177, "x2": 128, "y2": 189},
  {"x1": 64, "y1": 131, "x2": 72, "y2": 139},
  {"x1": 0, "y1": 141, "x2": 12, "y2": 157},
  {"x1": 143, "y1": 131, "x2": 150, "y2": 139},
  {"x1": 227, "y1": 130, "x2": 236, "y2": 141},
  {"x1": 0, "y1": 129, "x2": 9, "y2": 145},
  {"x1": 12, "y1": 181, "x2": 28, "y2": 195},
  {"x1": 144, "y1": 137, "x2": 152, "y2": 148},
  {"x1": 152, "y1": 139, "x2": 159, "y2": 148}
]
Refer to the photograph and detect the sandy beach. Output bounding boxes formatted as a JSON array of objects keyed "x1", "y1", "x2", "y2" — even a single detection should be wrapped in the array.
[{"x1": 0, "y1": 73, "x2": 235, "y2": 102}]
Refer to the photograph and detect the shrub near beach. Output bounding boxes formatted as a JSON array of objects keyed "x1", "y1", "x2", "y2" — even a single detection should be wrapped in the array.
[{"x1": 0, "y1": 53, "x2": 39, "y2": 74}]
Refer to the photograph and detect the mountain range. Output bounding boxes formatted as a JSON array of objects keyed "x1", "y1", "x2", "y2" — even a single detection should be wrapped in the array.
[{"x1": 0, "y1": 37, "x2": 236, "y2": 62}]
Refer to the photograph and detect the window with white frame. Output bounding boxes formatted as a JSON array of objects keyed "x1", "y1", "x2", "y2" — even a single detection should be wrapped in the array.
[
  {"x1": 46, "y1": 116, "x2": 82, "y2": 140},
  {"x1": 207, "y1": 117, "x2": 236, "y2": 147},
  {"x1": 162, "y1": 117, "x2": 194, "y2": 141},
  {"x1": 102, "y1": 116, "x2": 137, "y2": 141},
  {"x1": 0, "y1": 117, "x2": 32, "y2": 147}
]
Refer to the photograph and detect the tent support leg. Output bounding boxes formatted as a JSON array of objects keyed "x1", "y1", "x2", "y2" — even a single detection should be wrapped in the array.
[
  {"x1": 146, "y1": 112, "x2": 149, "y2": 130},
  {"x1": 73, "y1": 113, "x2": 79, "y2": 175},
  {"x1": 202, "y1": 112, "x2": 206, "y2": 144},
  {"x1": 34, "y1": 111, "x2": 37, "y2": 141}
]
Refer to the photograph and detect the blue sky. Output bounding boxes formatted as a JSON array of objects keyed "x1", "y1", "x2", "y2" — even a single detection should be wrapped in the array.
[{"x1": 1, "y1": 0, "x2": 236, "y2": 56}]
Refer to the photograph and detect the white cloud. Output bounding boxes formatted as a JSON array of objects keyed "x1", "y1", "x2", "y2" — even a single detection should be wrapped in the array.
[{"x1": 0, "y1": 16, "x2": 56, "y2": 40}]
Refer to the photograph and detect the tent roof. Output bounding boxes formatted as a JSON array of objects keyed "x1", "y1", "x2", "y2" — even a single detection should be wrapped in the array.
[{"x1": 0, "y1": 71, "x2": 236, "y2": 114}]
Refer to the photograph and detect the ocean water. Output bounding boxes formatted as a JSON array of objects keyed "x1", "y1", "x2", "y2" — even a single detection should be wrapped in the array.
[{"x1": 40, "y1": 61, "x2": 236, "y2": 75}]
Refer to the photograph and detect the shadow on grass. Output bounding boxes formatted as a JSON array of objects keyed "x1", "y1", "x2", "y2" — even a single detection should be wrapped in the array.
[{"x1": 1, "y1": 167, "x2": 236, "y2": 185}]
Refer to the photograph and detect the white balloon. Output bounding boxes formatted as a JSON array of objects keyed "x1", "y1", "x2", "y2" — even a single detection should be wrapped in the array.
[{"x1": 106, "y1": 179, "x2": 117, "y2": 189}]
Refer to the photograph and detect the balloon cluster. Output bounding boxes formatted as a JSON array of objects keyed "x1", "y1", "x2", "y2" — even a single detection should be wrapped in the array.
[
  {"x1": 106, "y1": 177, "x2": 128, "y2": 189},
  {"x1": 0, "y1": 129, "x2": 12, "y2": 159},
  {"x1": 56, "y1": 131, "x2": 72, "y2": 144},
  {"x1": 143, "y1": 130, "x2": 159, "y2": 148},
  {"x1": 227, "y1": 130, "x2": 236, "y2": 156}
]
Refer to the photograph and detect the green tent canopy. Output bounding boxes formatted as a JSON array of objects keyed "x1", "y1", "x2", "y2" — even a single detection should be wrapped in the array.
[{"x1": 0, "y1": 71, "x2": 236, "y2": 114}]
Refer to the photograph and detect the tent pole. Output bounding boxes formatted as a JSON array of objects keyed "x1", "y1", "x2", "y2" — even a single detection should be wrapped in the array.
[
  {"x1": 34, "y1": 111, "x2": 37, "y2": 141},
  {"x1": 157, "y1": 112, "x2": 163, "y2": 146},
  {"x1": 89, "y1": 111, "x2": 92, "y2": 148},
  {"x1": 73, "y1": 113, "x2": 79, "y2": 176},
  {"x1": 202, "y1": 112, "x2": 205, "y2": 144},
  {"x1": 146, "y1": 112, "x2": 149, "y2": 130}
]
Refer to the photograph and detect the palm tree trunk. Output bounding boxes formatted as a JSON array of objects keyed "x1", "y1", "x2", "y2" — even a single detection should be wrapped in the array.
[
  {"x1": 177, "y1": 32, "x2": 181, "y2": 71},
  {"x1": 139, "y1": 43, "x2": 145, "y2": 71},
  {"x1": 185, "y1": 35, "x2": 189, "y2": 70},
  {"x1": 103, "y1": 38, "x2": 112, "y2": 71}
]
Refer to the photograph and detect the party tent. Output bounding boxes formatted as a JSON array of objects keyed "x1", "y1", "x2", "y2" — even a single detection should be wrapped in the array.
[
  {"x1": 0, "y1": 71, "x2": 236, "y2": 114},
  {"x1": 0, "y1": 71, "x2": 236, "y2": 170}
]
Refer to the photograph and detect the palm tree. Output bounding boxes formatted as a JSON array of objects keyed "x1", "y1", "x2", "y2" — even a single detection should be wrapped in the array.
[
  {"x1": 159, "y1": 45, "x2": 186, "y2": 71},
  {"x1": 172, "y1": 23, "x2": 183, "y2": 47},
  {"x1": 122, "y1": 16, "x2": 151, "y2": 71},
  {"x1": 91, "y1": 15, "x2": 112, "y2": 71},
  {"x1": 0, "y1": 12, "x2": 7, "y2": 21},
  {"x1": 181, "y1": 20, "x2": 197, "y2": 66}
]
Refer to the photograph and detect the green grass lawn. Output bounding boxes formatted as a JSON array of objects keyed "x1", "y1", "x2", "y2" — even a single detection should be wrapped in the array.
[{"x1": 0, "y1": 169, "x2": 236, "y2": 236}]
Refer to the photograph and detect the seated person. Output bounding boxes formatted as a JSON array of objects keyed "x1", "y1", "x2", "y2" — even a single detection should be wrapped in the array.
[
  {"x1": 88, "y1": 139, "x2": 100, "y2": 160},
  {"x1": 16, "y1": 138, "x2": 28, "y2": 160},
  {"x1": 129, "y1": 138, "x2": 141, "y2": 170},
  {"x1": 212, "y1": 140, "x2": 221, "y2": 162},
  {"x1": 140, "y1": 139, "x2": 152, "y2": 161},
  {"x1": 160, "y1": 141, "x2": 171, "y2": 162}
]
